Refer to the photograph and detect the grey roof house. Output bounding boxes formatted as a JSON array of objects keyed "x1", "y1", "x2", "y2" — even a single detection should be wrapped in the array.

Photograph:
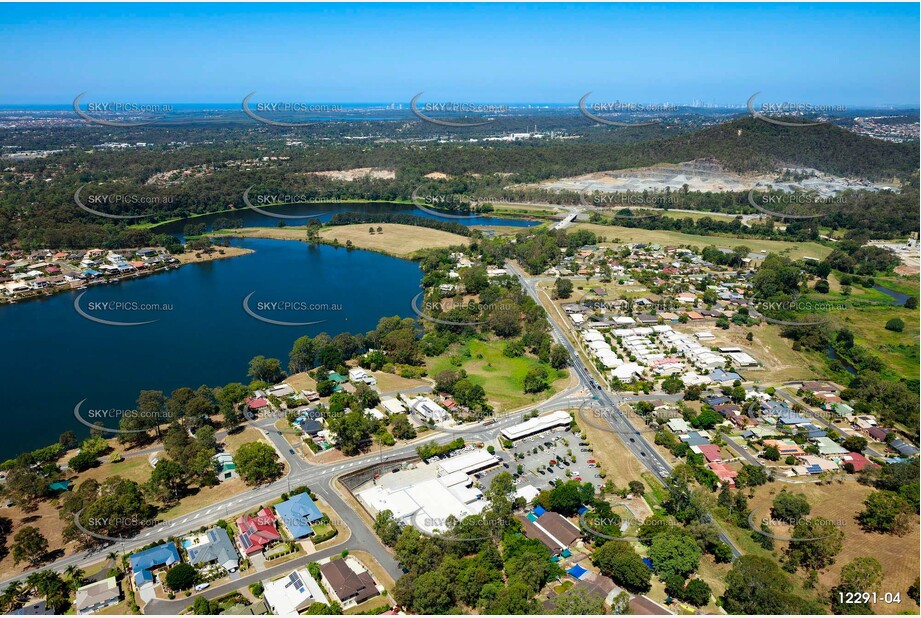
[{"x1": 186, "y1": 527, "x2": 240, "y2": 572}]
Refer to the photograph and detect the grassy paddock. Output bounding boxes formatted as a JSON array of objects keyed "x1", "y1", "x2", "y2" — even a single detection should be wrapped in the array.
[{"x1": 427, "y1": 338, "x2": 568, "y2": 412}]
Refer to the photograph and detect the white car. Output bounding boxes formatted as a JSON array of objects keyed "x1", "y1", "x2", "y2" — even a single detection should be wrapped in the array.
[{"x1": 194, "y1": 583, "x2": 210, "y2": 592}]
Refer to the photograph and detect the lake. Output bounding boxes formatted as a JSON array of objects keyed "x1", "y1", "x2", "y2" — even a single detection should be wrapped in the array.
[
  {"x1": 0, "y1": 238, "x2": 423, "y2": 458},
  {"x1": 153, "y1": 200, "x2": 539, "y2": 238}
]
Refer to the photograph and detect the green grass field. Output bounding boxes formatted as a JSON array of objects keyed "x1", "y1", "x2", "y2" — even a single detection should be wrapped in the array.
[
  {"x1": 427, "y1": 338, "x2": 568, "y2": 412},
  {"x1": 800, "y1": 275, "x2": 920, "y2": 379}
]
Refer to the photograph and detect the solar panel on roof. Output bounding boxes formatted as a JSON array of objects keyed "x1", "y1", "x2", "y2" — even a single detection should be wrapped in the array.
[{"x1": 239, "y1": 534, "x2": 252, "y2": 549}]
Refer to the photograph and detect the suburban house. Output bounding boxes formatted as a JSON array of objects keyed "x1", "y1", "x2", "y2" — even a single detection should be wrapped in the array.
[
  {"x1": 75, "y1": 577, "x2": 121, "y2": 614},
  {"x1": 236, "y1": 508, "x2": 282, "y2": 555},
  {"x1": 263, "y1": 569, "x2": 328, "y2": 616},
  {"x1": 320, "y1": 559, "x2": 380, "y2": 607},
  {"x1": 129, "y1": 542, "x2": 181, "y2": 590},
  {"x1": 9, "y1": 600, "x2": 51, "y2": 615},
  {"x1": 274, "y1": 493, "x2": 325, "y2": 539},
  {"x1": 185, "y1": 527, "x2": 240, "y2": 573},
  {"x1": 708, "y1": 462, "x2": 738, "y2": 487}
]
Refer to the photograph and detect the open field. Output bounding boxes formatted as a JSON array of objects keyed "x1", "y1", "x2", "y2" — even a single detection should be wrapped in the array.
[
  {"x1": 174, "y1": 245, "x2": 253, "y2": 264},
  {"x1": 427, "y1": 338, "x2": 570, "y2": 412},
  {"x1": 222, "y1": 427, "x2": 268, "y2": 453},
  {"x1": 802, "y1": 276, "x2": 920, "y2": 379},
  {"x1": 570, "y1": 223, "x2": 834, "y2": 261},
  {"x1": 318, "y1": 224, "x2": 469, "y2": 257},
  {"x1": 284, "y1": 372, "x2": 317, "y2": 393},
  {"x1": 0, "y1": 498, "x2": 72, "y2": 579},
  {"x1": 746, "y1": 481, "x2": 920, "y2": 614},
  {"x1": 367, "y1": 370, "x2": 430, "y2": 394},
  {"x1": 213, "y1": 224, "x2": 469, "y2": 258},
  {"x1": 679, "y1": 321, "x2": 823, "y2": 384}
]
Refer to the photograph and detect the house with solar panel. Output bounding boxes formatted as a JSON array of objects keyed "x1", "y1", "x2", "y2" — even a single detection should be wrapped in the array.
[
  {"x1": 263, "y1": 568, "x2": 328, "y2": 616},
  {"x1": 128, "y1": 542, "x2": 181, "y2": 592},
  {"x1": 235, "y1": 508, "x2": 282, "y2": 556},
  {"x1": 183, "y1": 527, "x2": 240, "y2": 573},
  {"x1": 274, "y1": 493, "x2": 325, "y2": 539}
]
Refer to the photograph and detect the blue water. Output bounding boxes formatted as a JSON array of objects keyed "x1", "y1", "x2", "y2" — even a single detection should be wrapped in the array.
[
  {"x1": 872, "y1": 284, "x2": 910, "y2": 306},
  {"x1": 0, "y1": 239, "x2": 423, "y2": 458},
  {"x1": 153, "y1": 201, "x2": 538, "y2": 238}
]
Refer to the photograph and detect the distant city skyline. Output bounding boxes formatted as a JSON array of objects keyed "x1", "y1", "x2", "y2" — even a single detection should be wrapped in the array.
[{"x1": 0, "y1": 3, "x2": 918, "y2": 106}]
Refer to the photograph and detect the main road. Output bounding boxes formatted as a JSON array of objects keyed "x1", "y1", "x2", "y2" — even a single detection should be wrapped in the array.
[
  {"x1": 506, "y1": 260, "x2": 742, "y2": 558},
  {"x1": 0, "y1": 385, "x2": 584, "y2": 592}
]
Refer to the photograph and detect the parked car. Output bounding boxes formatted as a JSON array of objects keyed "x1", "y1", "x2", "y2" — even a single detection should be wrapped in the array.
[{"x1": 194, "y1": 583, "x2": 210, "y2": 592}]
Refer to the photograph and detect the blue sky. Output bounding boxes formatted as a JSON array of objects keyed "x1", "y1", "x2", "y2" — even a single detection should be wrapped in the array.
[{"x1": 0, "y1": 3, "x2": 917, "y2": 105}]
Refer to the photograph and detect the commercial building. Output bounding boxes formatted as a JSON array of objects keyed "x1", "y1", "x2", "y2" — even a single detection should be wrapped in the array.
[
  {"x1": 436, "y1": 449, "x2": 499, "y2": 476},
  {"x1": 500, "y1": 410, "x2": 572, "y2": 442},
  {"x1": 516, "y1": 508, "x2": 580, "y2": 555}
]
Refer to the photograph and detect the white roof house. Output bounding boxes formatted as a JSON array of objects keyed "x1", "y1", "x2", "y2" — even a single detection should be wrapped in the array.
[
  {"x1": 263, "y1": 569, "x2": 328, "y2": 617},
  {"x1": 727, "y1": 352, "x2": 758, "y2": 367},
  {"x1": 611, "y1": 363, "x2": 644, "y2": 382},
  {"x1": 408, "y1": 397, "x2": 449, "y2": 423},
  {"x1": 380, "y1": 398, "x2": 407, "y2": 415}
]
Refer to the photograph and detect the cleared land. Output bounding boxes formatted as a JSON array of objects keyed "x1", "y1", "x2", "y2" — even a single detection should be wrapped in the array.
[
  {"x1": 214, "y1": 224, "x2": 469, "y2": 258},
  {"x1": 319, "y1": 224, "x2": 469, "y2": 257},
  {"x1": 570, "y1": 222, "x2": 834, "y2": 261},
  {"x1": 175, "y1": 245, "x2": 253, "y2": 264}
]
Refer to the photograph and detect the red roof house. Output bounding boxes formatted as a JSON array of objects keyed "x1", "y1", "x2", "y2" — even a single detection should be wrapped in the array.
[
  {"x1": 840, "y1": 452, "x2": 878, "y2": 473},
  {"x1": 697, "y1": 444, "x2": 723, "y2": 463},
  {"x1": 236, "y1": 508, "x2": 280, "y2": 555},
  {"x1": 708, "y1": 462, "x2": 738, "y2": 487},
  {"x1": 246, "y1": 397, "x2": 269, "y2": 411}
]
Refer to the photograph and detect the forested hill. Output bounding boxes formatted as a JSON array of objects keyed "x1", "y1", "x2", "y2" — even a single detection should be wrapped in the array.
[{"x1": 641, "y1": 117, "x2": 918, "y2": 180}]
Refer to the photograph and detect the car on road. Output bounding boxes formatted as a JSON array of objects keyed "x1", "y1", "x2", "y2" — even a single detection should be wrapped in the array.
[
  {"x1": 629, "y1": 437, "x2": 635, "y2": 443},
  {"x1": 640, "y1": 451, "x2": 647, "y2": 457},
  {"x1": 195, "y1": 583, "x2": 210, "y2": 592}
]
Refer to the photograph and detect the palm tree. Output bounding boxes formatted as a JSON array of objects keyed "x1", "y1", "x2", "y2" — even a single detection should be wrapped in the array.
[
  {"x1": 24, "y1": 572, "x2": 44, "y2": 596},
  {"x1": 64, "y1": 565, "x2": 85, "y2": 591},
  {"x1": 0, "y1": 581, "x2": 24, "y2": 613}
]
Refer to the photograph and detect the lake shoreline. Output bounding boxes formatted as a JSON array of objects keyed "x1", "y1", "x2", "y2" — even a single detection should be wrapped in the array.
[{"x1": 0, "y1": 245, "x2": 253, "y2": 306}]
